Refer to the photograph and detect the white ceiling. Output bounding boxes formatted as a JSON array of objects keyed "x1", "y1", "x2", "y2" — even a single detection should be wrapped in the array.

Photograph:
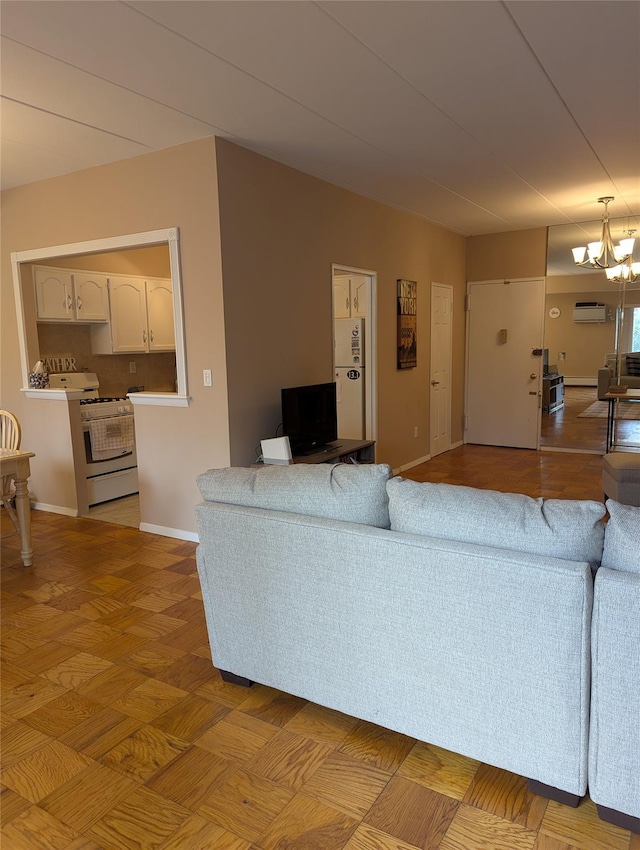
[{"x1": 2, "y1": 0, "x2": 639, "y2": 243}]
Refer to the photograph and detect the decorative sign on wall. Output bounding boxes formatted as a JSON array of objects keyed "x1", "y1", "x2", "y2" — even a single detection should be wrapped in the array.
[
  {"x1": 42, "y1": 357, "x2": 77, "y2": 372},
  {"x1": 397, "y1": 279, "x2": 417, "y2": 369}
]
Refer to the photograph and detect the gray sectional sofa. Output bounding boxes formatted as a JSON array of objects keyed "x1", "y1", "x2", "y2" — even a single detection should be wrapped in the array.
[
  {"x1": 597, "y1": 351, "x2": 640, "y2": 399},
  {"x1": 195, "y1": 463, "x2": 639, "y2": 832}
]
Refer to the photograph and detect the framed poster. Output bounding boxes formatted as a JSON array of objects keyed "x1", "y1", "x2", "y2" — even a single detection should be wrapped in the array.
[{"x1": 397, "y1": 279, "x2": 417, "y2": 369}]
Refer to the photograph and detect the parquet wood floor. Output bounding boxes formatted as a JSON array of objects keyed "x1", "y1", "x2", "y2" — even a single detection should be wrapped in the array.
[
  {"x1": 540, "y1": 386, "x2": 640, "y2": 453},
  {"x1": 2, "y1": 446, "x2": 636, "y2": 850}
]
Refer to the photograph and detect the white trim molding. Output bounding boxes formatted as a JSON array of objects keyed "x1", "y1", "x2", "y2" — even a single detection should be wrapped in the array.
[{"x1": 11, "y1": 228, "x2": 189, "y2": 403}]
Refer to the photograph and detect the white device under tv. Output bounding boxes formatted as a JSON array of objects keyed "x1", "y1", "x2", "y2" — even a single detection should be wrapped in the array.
[{"x1": 261, "y1": 436, "x2": 293, "y2": 465}]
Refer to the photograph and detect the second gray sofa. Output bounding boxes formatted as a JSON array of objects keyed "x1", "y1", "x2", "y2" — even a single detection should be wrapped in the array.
[{"x1": 195, "y1": 463, "x2": 610, "y2": 811}]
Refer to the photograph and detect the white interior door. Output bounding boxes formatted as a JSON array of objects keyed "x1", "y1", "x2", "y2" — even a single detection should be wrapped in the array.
[
  {"x1": 430, "y1": 283, "x2": 453, "y2": 457},
  {"x1": 465, "y1": 278, "x2": 545, "y2": 450}
]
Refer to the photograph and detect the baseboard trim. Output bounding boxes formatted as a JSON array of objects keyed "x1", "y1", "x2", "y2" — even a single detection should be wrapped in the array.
[
  {"x1": 562, "y1": 377, "x2": 597, "y2": 387},
  {"x1": 139, "y1": 522, "x2": 198, "y2": 542},
  {"x1": 393, "y1": 453, "x2": 431, "y2": 475},
  {"x1": 33, "y1": 502, "x2": 78, "y2": 517},
  {"x1": 541, "y1": 446, "x2": 604, "y2": 456}
]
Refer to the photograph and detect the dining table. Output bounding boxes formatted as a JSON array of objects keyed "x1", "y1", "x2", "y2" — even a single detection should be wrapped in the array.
[{"x1": 0, "y1": 448, "x2": 35, "y2": 566}]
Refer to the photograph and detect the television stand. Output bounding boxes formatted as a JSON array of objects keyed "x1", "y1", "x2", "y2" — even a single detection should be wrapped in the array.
[{"x1": 292, "y1": 439, "x2": 375, "y2": 465}]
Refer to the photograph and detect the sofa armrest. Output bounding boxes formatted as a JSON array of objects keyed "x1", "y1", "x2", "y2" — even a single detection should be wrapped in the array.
[
  {"x1": 597, "y1": 367, "x2": 613, "y2": 400},
  {"x1": 589, "y1": 568, "x2": 640, "y2": 828}
]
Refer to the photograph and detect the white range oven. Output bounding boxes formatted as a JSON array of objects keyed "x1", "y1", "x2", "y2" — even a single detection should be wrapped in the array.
[{"x1": 50, "y1": 373, "x2": 139, "y2": 506}]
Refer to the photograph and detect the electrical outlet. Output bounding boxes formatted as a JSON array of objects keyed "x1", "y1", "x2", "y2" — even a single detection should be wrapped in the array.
[
  {"x1": 414, "y1": 426, "x2": 419, "y2": 438},
  {"x1": 129, "y1": 361, "x2": 136, "y2": 374},
  {"x1": 203, "y1": 369, "x2": 212, "y2": 387},
  {"x1": 558, "y1": 351, "x2": 566, "y2": 362}
]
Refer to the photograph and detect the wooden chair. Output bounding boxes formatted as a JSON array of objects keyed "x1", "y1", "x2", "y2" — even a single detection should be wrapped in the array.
[{"x1": 1, "y1": 410, "x2": 22, "y2": 531}]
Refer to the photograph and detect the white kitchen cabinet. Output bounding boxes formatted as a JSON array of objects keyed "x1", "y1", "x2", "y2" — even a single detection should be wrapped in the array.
[
  {"x1": 34, "y1": 266, "x2": 109, "y2": 323},
  {"x1": 146, "y1": 278, "x2": 175, "y2": 352},
  {"x1": 71, "y1": 273, "x2": 111, "y2": 322},
  {"x1": 90, "y1": 275, "x2": 175, "y2": 354},
  {"x1": 332, "y1": 275, "x2": 369, "y2": 319}
]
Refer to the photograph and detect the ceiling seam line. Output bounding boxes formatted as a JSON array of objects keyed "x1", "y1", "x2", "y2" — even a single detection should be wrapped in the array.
[
  {"x1": 501, "y1": 1, "x2": 630, "y2": 214},
  {"x1": 314, "y1": 0, "x2": 575, "y2": 220},
  {"x1": 1, "y1": 34, "x2": 228, "y2": 138},
  {"x1": 120, "y1": 0, "x2": 513, "y2": 225},
  {"x1": 1, "y1": 95, "x2": 153, "y2": 149}
]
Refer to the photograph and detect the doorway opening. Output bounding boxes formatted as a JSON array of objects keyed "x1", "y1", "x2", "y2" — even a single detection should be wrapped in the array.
[{"x1": 331, "y1": 265, "x2": 377, "y2": 446}]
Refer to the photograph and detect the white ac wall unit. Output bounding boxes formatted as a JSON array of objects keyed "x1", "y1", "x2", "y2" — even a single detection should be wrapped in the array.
[{"x1": 572, "y1": 306, "x2": 608, "y2": 323}]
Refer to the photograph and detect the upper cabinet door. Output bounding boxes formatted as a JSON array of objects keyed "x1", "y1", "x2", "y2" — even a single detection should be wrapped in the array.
[
  {"x1": 108, "y1": 276, "x2": 148, "y2": 353},
  {"x1": 333, "y1": 277, "x2": 351, "y2": 319},
  {"x1": 73, "y1": 273, "x2": 109, "y2": 322},
  {"x1": 34, "y1": 268, "x2": 73, "y2": 320},
  {"x1": 333, "y1": 276, "x2": 369, "y2": 318},
  {"x1": 350, "y1": 276, "x2": 369, "y2": 318},
  {"x1": 146, "y1": 279, "x2": 175, "y2": 352}
]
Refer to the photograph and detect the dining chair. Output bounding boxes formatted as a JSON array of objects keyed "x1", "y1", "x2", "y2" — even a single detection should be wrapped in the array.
[{"x1": 1, "y1": 410, "x2": 22, "y2": 532}]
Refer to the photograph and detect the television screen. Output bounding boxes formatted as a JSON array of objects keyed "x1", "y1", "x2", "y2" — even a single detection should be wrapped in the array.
[
  {"x1": 542, "y1": 348, "x2": 550, "y2": 375},
  {"x1": 281, "y1": 382, "x2": 338, "y2": 455}
]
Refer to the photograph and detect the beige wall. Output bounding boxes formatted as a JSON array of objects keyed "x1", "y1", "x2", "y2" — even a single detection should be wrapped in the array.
[
  {"x1": 2, "y1": 133, "x2": 555, "y2": 534},
  {"x1": 466, "y1": 228, "x2": 548, "y2": 281},
  {"x1": 1, "y1": 139, "x2": 229, "y2": 535},
  {"x1": 544, "y1": 277, "x2": 640, "y2": 380},
  {"x1": 215, "y1": 139, "x2": 467, "y2": 470}
]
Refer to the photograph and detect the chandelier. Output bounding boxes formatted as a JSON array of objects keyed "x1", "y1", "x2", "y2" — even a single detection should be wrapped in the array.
[
  {"x1": 571, "y1": 197, "x2": 635, "y2": 270},
  {"x1": 605, "y1": 230, "x2": 640, "y2": 283}
]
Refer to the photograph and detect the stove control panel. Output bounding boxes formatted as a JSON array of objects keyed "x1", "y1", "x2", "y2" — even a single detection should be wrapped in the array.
[{"x1": 80, "y1": 399, "x2": 134, "y2": 421}]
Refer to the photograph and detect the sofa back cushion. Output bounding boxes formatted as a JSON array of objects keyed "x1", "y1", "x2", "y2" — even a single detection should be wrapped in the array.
[
  {"x1": 197, "y1": 463, "x2": 392, "y2": 528},
  {"x1": 387, "y1": 477, "x2": 606, "y2": 564},
  {"x1": 626, "y1": 353, "x2": 640, "y2": 377},
  {"x1": 602, "y1": 499, "x2": 640, "y2": 574}
]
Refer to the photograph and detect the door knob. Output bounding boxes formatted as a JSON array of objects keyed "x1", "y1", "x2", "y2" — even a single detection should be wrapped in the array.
[{"x1": 530, "y1": 373, "x2": 537, "y2": 380}]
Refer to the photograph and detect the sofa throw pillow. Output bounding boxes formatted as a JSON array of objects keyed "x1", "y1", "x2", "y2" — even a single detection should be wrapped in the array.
[
  {"x1": 626, "y1": 353, "x2": 640, "y2": 377},
  {"x1": 602, "y1": 499, "x2": 640, "y2": 574},
  {"x1": 387, "y1": 477, "x2": 606, "y2": 564},
  {"x1": 197, "y1": 463, "x2": 392, "y2": 528}
]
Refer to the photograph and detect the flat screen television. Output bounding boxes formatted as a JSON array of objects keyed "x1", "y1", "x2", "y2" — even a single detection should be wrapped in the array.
[
  {"x1": 281, "y1": 382, "x2": 338, "y2": 455},
  {"x1": 542, "y1": 349, "x2": 550, "y2": 376}
]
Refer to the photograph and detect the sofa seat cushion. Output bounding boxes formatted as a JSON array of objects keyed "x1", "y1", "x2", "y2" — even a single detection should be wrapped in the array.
[
  {"x1": 197, "y1": 462, "x2": 392, "y2": 528},
  {"x1": 387, "y1": 478, "x2": 605, "y2": 564},
  {"x1": 602, "y1": 499, "x2": 640, "y2": 573}
]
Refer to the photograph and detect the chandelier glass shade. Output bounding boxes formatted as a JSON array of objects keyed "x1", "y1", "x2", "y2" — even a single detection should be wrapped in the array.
[
  {"x1": 604, "y1": 230, "x2": 640, "y2": 282},
  {"x1": 605, "y1": 260, "x2": 640, "y2": 283},
  {"x1": 571, "y1": 197, "x2": 635, "y2": 270}
]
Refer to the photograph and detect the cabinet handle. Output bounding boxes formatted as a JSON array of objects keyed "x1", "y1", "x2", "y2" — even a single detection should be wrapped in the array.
[
  {"x1": 76, "y1": 296, "x2": 82, "y2": 312},
  {"x1": 354, "y1": 296, "x2": 358, "y2": 311},
  {"x1": 345, "y1": 298, "x2": 349, "y2": 310},
  {"x1": 150, "y1": 330, "x2": 154, "y2": 343},
  {"x1": 66, "y1": 295, "x2": 73, "y2": 312},
  {"x1": 143, "y1": 330, "x2": 147, "y2": 343}
]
